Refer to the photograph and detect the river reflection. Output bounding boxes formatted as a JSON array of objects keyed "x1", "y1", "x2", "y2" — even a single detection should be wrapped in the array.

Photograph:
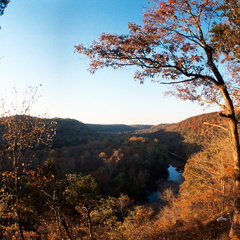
[
  {"x1": 147, "y1": 161, "x2": 184, "y2": 203},
  {"x1": 168, "y1": 165, "x2": 182, "y2": 183}
]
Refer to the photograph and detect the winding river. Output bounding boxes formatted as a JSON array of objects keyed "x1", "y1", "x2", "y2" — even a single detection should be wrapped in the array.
[{"x1": 147, "y1": 157, "x2": 185, "y2": 203}]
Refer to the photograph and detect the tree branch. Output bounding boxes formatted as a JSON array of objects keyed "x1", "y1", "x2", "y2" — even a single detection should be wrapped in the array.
[{"x1": 203, "y1": 122, "x2": 229, "y2": 132}]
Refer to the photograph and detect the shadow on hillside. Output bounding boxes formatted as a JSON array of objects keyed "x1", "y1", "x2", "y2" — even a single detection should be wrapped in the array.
[
  {"x1": 140, "y1": 129, "x2": 202, "y2": 160},
  {"x1": 51, "y1": 118, "x2": 97, "y2": 148}
]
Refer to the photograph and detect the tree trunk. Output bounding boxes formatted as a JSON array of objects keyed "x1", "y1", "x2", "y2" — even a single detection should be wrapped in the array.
[
  {"x1": 228, "y1": 117, "x2": 240, "y2": 238},
  {"x1": 86, "y1": 207, "x2": 93, "y2": 240},
  {"x1": 13, "y1": 155, "x2": 25, "y2": 240},
  {"x1": 16, "y1": 207, "x2": 25, "y2": 240},
  {"x1": 216, "y1": 83, "x2": 240, "y2": 238},
  {"x1": 61, "y1": 218, "x2": 73, "y2": 240}
]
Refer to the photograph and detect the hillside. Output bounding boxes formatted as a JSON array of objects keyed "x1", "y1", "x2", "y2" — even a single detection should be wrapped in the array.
[
  {"x1": 86, "y1": 123, "x2": 153, "y2": 133},
  {"x1": 135, "y1": 112, "x2": 238, "y2": 158},
  {"x1": 49, "y1": 112, "x2": 238, "y2": 158},
  {"x1": 85, "y1": 114, "x2": 226, "y2": 159},
  {"x1": 50, "y1": 118, "x2": 97, "y2": 148},
  {"x1": 0, "y1": 112, "x2": 236, "y2": 159},
  {"x1": 0, "y1": 112, "x2": 239, "y2": 239}
]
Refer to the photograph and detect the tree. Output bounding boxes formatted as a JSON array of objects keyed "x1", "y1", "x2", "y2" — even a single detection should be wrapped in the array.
[
  {"x1": 0, "y1": 0, "x2": 10, "y2": 16},
  {"x1": 34, "y1": 173, "x2": 73, "y2": 240},
  {"x1": 211, "y1": 0, "x2": 240, "y2": 60},
  {"x1": 65, "y1": 174, "x2": 117, "y2": 240},
  {"x1": 0, "y1": 86, "x2": 56, "y2": 239},
  {"x1": 75, "y1": 0, "x2": 240, "y2": 237},
  {"x1": 181, "y1": 135, "x2": 235, "y2": 220}
]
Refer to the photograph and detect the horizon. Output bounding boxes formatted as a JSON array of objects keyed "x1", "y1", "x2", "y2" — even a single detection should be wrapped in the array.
[
  {"x1": 0, "y1": 1, "x2": 219, "y2": 125},
  {"x1": 21, "y1": 110, "x2": 219, "y2": 127}
]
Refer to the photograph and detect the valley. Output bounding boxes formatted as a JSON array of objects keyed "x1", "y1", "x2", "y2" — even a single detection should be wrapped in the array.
[{"x1": 0, "y1": 111, "x2": 238, "y2": 239}]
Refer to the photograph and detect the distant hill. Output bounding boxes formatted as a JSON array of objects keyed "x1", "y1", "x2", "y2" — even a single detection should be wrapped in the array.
[
  {"x1": 50, "y1": 118, "x2": 97, "y2": 148},
  {"x1": 84, "y1": 112, "x2": 233, "y2": 158},
  {"x1": 137, "y1": 112, "x2": 240, "y2": 158},
  {"x1": 0, "y1": 112, "x2": 238, "y2": 158},
  {"x1": 86, "y1": 123, "x2": 153, "y2": 133},
  {"x1": 153, "y1": 112, "x2": 231, "y2": 143},
  {"x1": 0, "y1": 116, "x2": 98, "y2": 149}
]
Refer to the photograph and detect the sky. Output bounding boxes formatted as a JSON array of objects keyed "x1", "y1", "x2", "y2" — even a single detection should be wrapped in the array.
[{"x1": 0, "y1": 0, "x2": 219, "y2": 125}]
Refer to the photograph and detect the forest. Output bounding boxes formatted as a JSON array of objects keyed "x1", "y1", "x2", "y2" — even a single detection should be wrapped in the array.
[
  {"x1": 1, "y1": 0, "x2": 240, "y2": 239},
  {"x1": 0, "y1": 112, "x2": 239, "y2": 239}
]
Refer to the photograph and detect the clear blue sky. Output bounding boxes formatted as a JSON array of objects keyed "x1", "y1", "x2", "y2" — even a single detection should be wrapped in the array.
[{"x1": 0, "y1": 0, "x2": 218, "y2": 125}]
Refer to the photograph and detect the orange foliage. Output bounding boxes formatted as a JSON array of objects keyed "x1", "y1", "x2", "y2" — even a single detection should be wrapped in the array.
[{"x1": 128, "y1": 136, "x2": 146, "y2": 142}]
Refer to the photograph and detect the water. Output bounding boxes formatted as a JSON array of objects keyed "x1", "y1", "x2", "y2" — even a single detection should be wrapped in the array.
[
  {"x1": 147, "y1": 191, "x2": 163, "y2": 204},
  {"x1": 147, "y1": 164, "x2": 183, "y2": 203},
  {"x1": 168, "y1": 165, "x2": 182, "y2": 183}
]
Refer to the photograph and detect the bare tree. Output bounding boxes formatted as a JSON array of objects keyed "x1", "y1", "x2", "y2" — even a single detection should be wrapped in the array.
[{"x1": 0, "y1": 86, "x2": 56, "y2": 240}]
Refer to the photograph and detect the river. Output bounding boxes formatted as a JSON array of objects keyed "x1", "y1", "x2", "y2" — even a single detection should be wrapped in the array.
[{"x1": 147, "y1": 158, "x2": 185, "y2": 203}]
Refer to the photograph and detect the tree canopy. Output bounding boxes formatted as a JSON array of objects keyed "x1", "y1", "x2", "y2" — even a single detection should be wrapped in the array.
[
  {"x1": 0, "y1": 0, "x2": 10, "y2": 16},
  {"x1": 76, "y1": 0, "x2": 240, "y2": 237},
  {"x1": 76, "y1": 0, "x2": 239, "y2": 110},
  {"x1": 211, "y1": 0, "x2": 240, "y2": 60}
]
